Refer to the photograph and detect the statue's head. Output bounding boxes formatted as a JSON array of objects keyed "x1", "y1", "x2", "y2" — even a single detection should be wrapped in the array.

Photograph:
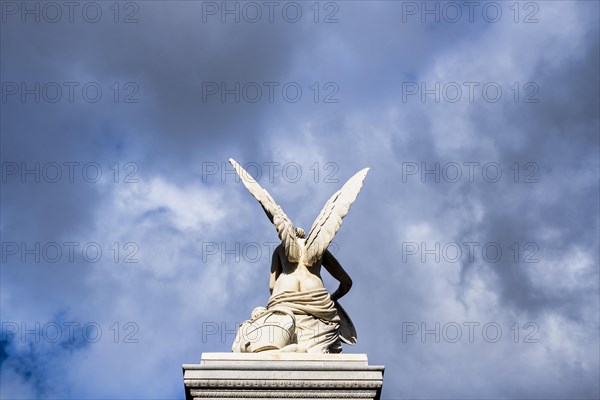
[{"x1": 295, "y1": 227, "x2": 305, "y2": 238}]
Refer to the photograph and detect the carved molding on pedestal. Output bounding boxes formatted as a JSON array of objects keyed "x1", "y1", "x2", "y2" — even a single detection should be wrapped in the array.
[{"x1": 183, "y1": 353, "x2": 384, "y2": 400}]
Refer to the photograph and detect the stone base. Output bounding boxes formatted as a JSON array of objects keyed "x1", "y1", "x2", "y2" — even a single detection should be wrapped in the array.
[{"x1": 182, "y1": 352, "x2": 384, "y2": 399}]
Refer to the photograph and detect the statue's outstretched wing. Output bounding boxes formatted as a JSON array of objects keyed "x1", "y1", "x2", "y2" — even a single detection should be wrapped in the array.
[
  {"x1": 303, "y1": 168, "x2": 369, "y2": 267},
  {"x1": 229, "y1": 158, "x2": 301, "y2": 263}
]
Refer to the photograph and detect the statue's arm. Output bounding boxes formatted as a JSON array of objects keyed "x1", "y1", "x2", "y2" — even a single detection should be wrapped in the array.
[
  {"x1": 269, "y1": 246, "x2": 282, "y2": 295},
  {"x1": 322, "y1": 249, "x2": 352, "y2": 302}
]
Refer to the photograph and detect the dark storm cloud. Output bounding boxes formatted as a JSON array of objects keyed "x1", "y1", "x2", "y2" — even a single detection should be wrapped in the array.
[
  {"x1": 1, "y1": 1, "x2": 598, "y2": 399},
  {"x1": 0, "y1": 1, "x2": 325, "y2": 262},
  {"x1": 452, "y1": 32, "x2": 600, "y2": 318},
  {"x1": 1, "y1": 3, "x2": 314, "y2": 169}
]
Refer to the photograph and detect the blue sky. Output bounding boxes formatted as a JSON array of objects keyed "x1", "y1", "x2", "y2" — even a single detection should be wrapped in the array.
[{"x1": 1, "y1": 1, "x2": 599, "y2": 399}]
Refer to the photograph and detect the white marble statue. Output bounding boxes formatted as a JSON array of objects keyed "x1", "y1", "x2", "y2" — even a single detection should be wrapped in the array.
[{"x1": 229, "y1": 158, "x2": 369, "y2": 354}]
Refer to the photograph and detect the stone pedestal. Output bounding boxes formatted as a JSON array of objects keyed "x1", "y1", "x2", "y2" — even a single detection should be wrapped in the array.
[{"x1": 182, "y1": 352, "x2": 384, "y2": 399}]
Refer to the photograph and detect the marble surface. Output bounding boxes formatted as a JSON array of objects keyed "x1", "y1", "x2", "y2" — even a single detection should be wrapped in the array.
[
  {"x1": 183, "y1": 352, "x2": 384, "y2": 399},
  {"x1": 229, "y1": 158, "x2": 369, "y2": 353}
]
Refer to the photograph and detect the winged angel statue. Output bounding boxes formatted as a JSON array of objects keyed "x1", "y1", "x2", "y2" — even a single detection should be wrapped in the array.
[{"x1": 229, "y1": 158, "x2": 369, "y2": 354}]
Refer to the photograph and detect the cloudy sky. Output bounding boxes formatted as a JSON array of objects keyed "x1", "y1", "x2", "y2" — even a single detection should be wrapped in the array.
[{"x1": 1, "y1": 1, "x2": 599, "y2": 399}]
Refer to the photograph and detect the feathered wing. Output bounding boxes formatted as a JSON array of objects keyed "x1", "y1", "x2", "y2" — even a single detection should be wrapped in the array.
[
  {"x1": 229, "y1": 158, "x2": 301, "y2": 263},
  {"x1": 303, "y1": 167, "x2": 370, "y2": 266}
]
